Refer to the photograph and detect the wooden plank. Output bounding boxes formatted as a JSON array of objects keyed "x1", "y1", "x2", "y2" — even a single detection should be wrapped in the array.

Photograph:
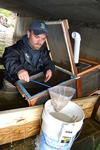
[
  {"x1": 0, "y1": 95, "x2": 98, "y2": 145},
  {"x1": 77, "y1": 64, "x2": 100, "y2": 77},
  {"x1": 0, "y1": 105, "x2": 43, "y2": 145},
  {"x1": 28, "y1": 96, "x2": 39, "y2": 106},
  {"x1": 63, "y1": 20, "x2": 78, "y2": 75},
  {"x1": 73, "y1": 95, "x2": 99, "y2": 119},
  {"x1": 0, "y1": 120, "x2": 40, "y2": 145},
  {"x1": 16, "y1": 83, "x2": 29, "y2": 100},
  {"x1": 79, "y1": 57, "x2": 99, "y2": 65},
  {"x1": 76, "y1": 78, "x2": 82, "y2": 98},
  {"x1": 82, "y1": 107, "x2": 94, "y2": 119}
]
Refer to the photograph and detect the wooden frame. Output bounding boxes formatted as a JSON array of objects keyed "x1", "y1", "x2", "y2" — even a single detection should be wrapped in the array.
[
  {"x1": 46, "y1": 19, "x2": 100, "y2": 97},
  {"x1": 76, "y1": 58, "x2": 100, "y2": 97},
  {"x1": 16, "y1": 19, "x2": 100, "y2": 102},
  {"x1": 15, "y1": 72, "x2": 50, "y2": 107},
  {"x1": 16, "y1": 19, "x2": 78, "y2": 105},
  {"x1": 0, "y1": 105, "x2": 43, "y2": 145},
  {"x1": 45, "y1": 20, "x2": 78, "y2": 76}
]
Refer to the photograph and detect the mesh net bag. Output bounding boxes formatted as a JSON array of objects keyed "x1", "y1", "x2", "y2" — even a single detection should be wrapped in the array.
[{"x1": 49, "y1": 85, "x2": 76, "y2": 112}]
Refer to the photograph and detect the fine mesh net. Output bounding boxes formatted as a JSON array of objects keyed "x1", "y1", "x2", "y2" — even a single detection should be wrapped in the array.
[{"x1": 49, "y1": 85, "x2": 76, "y2": 112}]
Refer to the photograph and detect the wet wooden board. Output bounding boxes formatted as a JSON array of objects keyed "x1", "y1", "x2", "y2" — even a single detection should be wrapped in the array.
[
  {"x1": 0, "y1": 95, "x2": 99, "y2": 145},
  {"x1": 74, "y1": 95, "x2": 99, "y2": 119},
  {"x1": 0, "y1": 105, "x2": 43, "y2": 145}
]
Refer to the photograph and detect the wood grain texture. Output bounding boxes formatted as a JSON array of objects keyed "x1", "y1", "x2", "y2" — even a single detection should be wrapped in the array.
[
  {"x1": 0, "y1": 105, "x2": 43, "y2": 145},
  {"x1": 0, "y1": 95, "x2": 98, "y2": 145},
  {"x1": 73, "y1": 95, "x2": 99, "y2": 119},
  {"x1": 77, "y1": 64, "x2": 100, "y2": 77}
]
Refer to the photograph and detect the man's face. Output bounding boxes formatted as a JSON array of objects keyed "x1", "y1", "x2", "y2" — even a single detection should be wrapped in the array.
[{"x1": 27, "y1": 30, "x2": 47, "y2": 50}]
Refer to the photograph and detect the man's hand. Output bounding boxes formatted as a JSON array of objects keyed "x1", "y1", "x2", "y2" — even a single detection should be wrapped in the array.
[
  {"x1": 44, "y1": 69, "x2": 52, "y2": 82},
  {"x1": 17, "y1": 69, "x2": 29, "y2": 82}
]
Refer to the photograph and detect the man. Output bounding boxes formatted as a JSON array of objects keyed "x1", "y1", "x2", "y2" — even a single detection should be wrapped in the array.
[{"x1": 3, "y1": 20, "x2": 55, "y2": 87}]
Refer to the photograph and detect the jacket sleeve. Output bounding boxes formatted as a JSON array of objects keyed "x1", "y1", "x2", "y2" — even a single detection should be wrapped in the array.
[
  {"x1": 3, "y1": 46, "x2": 24, "y2": 75},
  {"x1": 42, "y1": 48, "x2": 55, "y2": 74}
]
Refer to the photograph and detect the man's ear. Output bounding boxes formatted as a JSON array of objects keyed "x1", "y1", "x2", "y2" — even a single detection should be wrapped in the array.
[{"x1": 27, "y1": 30, "x2": 30, "y2": 38}]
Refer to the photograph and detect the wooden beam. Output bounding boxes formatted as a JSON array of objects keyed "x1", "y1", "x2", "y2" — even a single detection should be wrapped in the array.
[
  {"x1": 0, "y1": 95, "x2": 98, "y2": 145},
  {"x1": 63, "y1": 20, "x2": 78, "y2": 75},
  {"x1": 77, "y1": 64, "x2": 100, "y2": 77},
  {"x1": 76, "y1": 78, "x2": 82, "y2": 98},
  {"x1": 0, "y1": 105, "x2": 43, "y2": 145},
  {"x1": 79, "y1": 57, "x2": 99, "y2": 65},
  {"x1": 28, "y1": 96, "x2": 39, "y2": 106},
  {"x1": 73, "y1": 95, "x2": 99, "y2": 119},
  {"x1": 16, "y1": 83, "x2": 29, "y2": 100}
]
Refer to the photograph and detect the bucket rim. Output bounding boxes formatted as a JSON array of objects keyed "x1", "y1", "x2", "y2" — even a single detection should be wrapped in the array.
[{"x1": 43, "y1": 100, "x2": 85, "y2": 124}]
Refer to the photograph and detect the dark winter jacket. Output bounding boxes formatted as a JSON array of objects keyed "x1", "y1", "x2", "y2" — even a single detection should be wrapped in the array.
[{"x1": 3, "y1": 36, "x2": 55, "y2": 85}]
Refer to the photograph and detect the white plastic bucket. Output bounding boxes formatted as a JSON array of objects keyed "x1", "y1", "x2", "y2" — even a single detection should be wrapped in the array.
[{"x1": 40, "y1": 100, "x2": 84, "y2": 150}]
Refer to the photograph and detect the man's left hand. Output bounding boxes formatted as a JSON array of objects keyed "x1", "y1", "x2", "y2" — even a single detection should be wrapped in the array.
[{"x1": 44, "y1": 69, "x2": 52, "y2": 82}]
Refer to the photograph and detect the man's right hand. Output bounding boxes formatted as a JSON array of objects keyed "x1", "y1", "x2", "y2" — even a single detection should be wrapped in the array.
[{"x1": 17, "y1": 69, "x2": 29, "y2": 82}]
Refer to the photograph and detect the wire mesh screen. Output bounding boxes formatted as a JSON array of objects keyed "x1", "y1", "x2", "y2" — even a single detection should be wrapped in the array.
[
  {"x1": 81, "y1": 70, "x2": 100, "y2": 96},
  {"x1": 47, "y1": 23, "x2": 71, "y2": 71}
]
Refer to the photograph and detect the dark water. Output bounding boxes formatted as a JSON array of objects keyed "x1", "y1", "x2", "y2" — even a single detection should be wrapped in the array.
[
  {"x1": 0, "y1": 90, "x2": 29, "y2": 111},
  {"x1": 0, "y1": 136, "x2": 36, "y2": 150},
  {"x1": 0, "y1": 69, "x2": 71, "y2": 111},
  {"x1": 25, "y1": 69, "x2": 71, "y2": 96},
  {"x1": 0, "y1": 68, "x2": 28, "y2": 111}
]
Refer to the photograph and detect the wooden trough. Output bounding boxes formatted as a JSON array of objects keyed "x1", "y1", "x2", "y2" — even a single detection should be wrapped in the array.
[
  {"x1": 0, "y1": 95, "x2": 99, "y2": 145},
  {"x1": 0, "y1": 19, "x2": 100, "y2": 145}
]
